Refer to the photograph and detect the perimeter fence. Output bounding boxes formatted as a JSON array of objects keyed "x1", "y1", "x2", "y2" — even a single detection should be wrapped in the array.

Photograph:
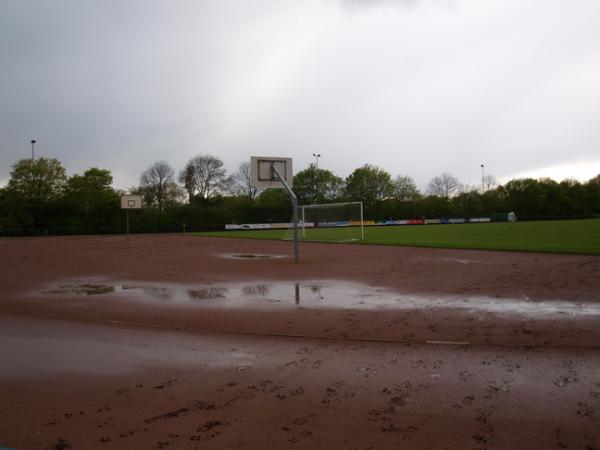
[{"x1": 0, "y1": 223, "x2": 222, "y2": 237}]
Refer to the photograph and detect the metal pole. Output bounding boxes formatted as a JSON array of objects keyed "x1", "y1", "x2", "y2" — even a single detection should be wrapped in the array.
[
  {"x1": 360, "y1": 201, "x2": 364, "y2": 240},
  {"x1": 301, "y1": 205, "x2": 306, "y2": 238},
  {"x1": 312, "y1": 153, "x2": 320, "y2": 204},
  {"x1": 126, "y1": 209, "x2": 130, "y2": 238},
  {"x1": 292, "y1": 196, "x2": 299, "y2": 262},
  {"x1": 31, "y1": 139, "x2": 36, "y2": 160},
  {"x1": 272, "y1": 165, "x2": 299, "y2": 263},
  {"x1": 481, "y1": 164, "x2": 484, "y2": 194}
]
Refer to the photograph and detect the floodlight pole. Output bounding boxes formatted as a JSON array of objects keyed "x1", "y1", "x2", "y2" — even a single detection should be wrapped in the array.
[
  {"x1": 360, "y1": 201, "x2": 364, "y2": 240},
  {"x1": 312, "y1": 153, "x2": 321, "y2": 204},
  {"x1": 272, "y1": 165, "x2": 299, "y2": 263},
  {"x1": 481, "y1": 164, "x2": 484, "y2": 194}
]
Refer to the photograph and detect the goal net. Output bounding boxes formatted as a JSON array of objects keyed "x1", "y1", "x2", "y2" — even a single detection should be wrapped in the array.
[{"x1": 285, "y1": 201, "x2": 364, "y2": 242}]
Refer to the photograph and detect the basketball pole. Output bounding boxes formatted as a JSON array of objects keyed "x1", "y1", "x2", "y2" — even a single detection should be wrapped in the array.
[{"x1": 272, "y1": 165, "x2": 299, "y2": 263}]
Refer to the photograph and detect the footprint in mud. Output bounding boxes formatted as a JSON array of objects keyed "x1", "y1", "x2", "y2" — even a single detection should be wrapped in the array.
[
  {"x1": 553, "y1": 375, "x2": 577, "y2": 387},
  {"x1": 285, "y1": 414, "x2": 318, "y2": 444},
  {"x1": 153, "y1": 378, "x2": 178, "y2": 390},
  {"x1": 380, "y1": 423, "x2": 419, "y2": 439},
  {"x1": 52, "y1": 438, "x2": 72, "y2": 450},
  {"x1": 502, "y1": 360, "x2": 521, "y2": 373},
  {"x1": 458, "y1": 371, "x2": 473, "y2": 381},
  {"x1": 290, "y1": 387, "x2": 305, "y2": 396},
  {"x1": 576, "y1": 402, "x2": 594, "y2": 418},
  {"x1": 358, "y1": 366, "x2": 377, "y2": 377},
  {"x1": 411, "y1": 360, "x2": 426, "y2": 369},
  {"x1": 216, "y1": 381, "x2": 239, "y2": 392},
  {"x1": 44, "y1": 418, "x2": 61, "y2": 427},
  {"x1": 452, "y1": 395, "x2": 475, "y2": 409},
  {"x1": 189, "y1": 420, "x2": 231, "y2": 442},
  {"x1": 280, "y1": 358, "x2": 308, "y2": 371},
  {"x1": 292, "y1": 413, "x2": 317, "y2": 426},
  {"x1": 321, "y1": 381, "x2": 346, "y2": 404},
  {"x1": 381, "y1": 381, "x2": 421, "y2": 408},
  {"x1": 296, "y1": 347, "x2": 313, "y2": 355},
  {"x1": 475, "y1": 405, "x2": 499, "y2": 427},
  {"x1": 472, "y1": 433, "x2": 488, "y2": 444},
  {"x1": 144, "y1": 408, "x2": 190, "y2": 424}
]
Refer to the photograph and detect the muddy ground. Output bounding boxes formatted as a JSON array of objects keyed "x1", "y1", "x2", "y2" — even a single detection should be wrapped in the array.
[{"x1": 0, "y1": 234, "x2": 599, "y2": 449}]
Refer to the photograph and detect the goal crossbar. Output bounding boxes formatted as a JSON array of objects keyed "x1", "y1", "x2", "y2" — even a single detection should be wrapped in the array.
[{"x1": 299, "y1": 201, "x2": 364, "y2": 241}]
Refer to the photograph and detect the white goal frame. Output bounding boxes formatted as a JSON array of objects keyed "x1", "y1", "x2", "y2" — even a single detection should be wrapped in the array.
[{"x1": 299, "y1": 201, "x2": 364, "y2": 241}]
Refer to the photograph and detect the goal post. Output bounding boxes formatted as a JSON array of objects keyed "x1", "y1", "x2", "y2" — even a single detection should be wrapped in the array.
[{"x1": 295, "y1": 201, "x2": 364, "y2": 242}]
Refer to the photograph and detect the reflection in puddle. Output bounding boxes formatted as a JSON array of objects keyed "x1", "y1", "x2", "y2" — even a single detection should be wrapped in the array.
[
  {"x1": 242, "y1": 285, "x2": 270, "y2": 296},
  {"x1": 222, "y1": 253, "x2": 283, "y2": 260},
  {"x1": 46, "y1": 284, "x2": 115, "y2": 296},
  {"x1": 40, "y1": 279, "x2": 600, "y2": 318},
  {"x1": 188, "y1": 288, "x2": 228, "y2": 300}
]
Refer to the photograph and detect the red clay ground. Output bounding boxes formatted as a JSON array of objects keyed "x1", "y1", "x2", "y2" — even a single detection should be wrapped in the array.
[{"x1": 1, "y1": 234, "x2": 599, "y2": 449}]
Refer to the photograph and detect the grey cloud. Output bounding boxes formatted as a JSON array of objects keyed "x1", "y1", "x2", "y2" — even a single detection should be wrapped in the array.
[{"x1": 1, "y1": 0, "x2": 599, "y2": 190}]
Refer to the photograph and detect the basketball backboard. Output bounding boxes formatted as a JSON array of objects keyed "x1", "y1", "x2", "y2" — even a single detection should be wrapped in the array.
[
  {"x1": 250, "y1": 156, "x2": 293, "y2": 190},
  {"x1": 120, "y1": 195, "x2": 143, "y2": 209}
]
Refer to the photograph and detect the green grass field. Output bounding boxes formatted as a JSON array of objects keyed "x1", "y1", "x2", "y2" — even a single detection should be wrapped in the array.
[{"x1": 195, "y1": 219, "x2": 600, "y2": 255}]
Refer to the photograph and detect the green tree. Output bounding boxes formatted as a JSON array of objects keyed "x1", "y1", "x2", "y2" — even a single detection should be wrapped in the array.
[
  {"x1": 7, "y1": 158, "x2": 67, "y2": 200},
  {"x1": 61, "y1": 168, "x2": 120, "y2": 228},
  {"x1": 559, "y1": 179, "x2": 588, "y2": 217},
  {"x1": 255, "y1": 189, "x2": 292, "y2": 222},
  {"x1": 585, "y1": 177, "x2": 600, "y2": 214},
  {"x1": 344, "y1": 164, "x2": 393, "y2": 209},
  {"x1": 293, "y1": 164, "x2": 344, "y2": 205},
  {"x1": 1, "y1": 158, "x2": 68, "y2": 230},
  {"x1": 502, "y1": 178, "x2": 545, "y2": 218}
]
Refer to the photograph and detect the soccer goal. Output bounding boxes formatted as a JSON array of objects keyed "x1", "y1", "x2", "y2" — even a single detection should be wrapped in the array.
[{"x1": 293, "y1": 201, "x2": 364, "y2": 243}]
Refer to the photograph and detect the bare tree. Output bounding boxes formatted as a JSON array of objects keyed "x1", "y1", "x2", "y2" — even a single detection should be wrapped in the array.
[
  {"x1": 483, "y1": 174, "x2": 498, "y2": 192},
  {"x1": 231, "y1": 161, "x2": 257, "y2": 199},
  {"x1": 427, "y1": 173, "x2": 460, "y2": 198},
  {"x1": 178, "y1": 154, "x2": 229, "y2": 200},
  {"x1": 392, "y1": 175, "x2": 420, "y2": 201},
  {"x1": 140, "y1": 161, "x2": 181, "y2": 210}
]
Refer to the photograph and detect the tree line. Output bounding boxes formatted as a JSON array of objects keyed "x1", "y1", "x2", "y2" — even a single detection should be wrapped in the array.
[{"x1": 1, "y1": 155, "x2": 599, "y2": 235}]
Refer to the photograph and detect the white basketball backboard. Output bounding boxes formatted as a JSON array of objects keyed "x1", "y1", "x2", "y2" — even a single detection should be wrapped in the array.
[
  {"x1": 250, "y1": 156, "x2": 293, "y2": 189},
  {"x1": 120, "y1": 195, "x2": 143, "y2": 209}
]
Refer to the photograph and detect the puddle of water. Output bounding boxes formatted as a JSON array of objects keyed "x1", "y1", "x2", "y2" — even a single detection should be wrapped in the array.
[
  {"x1": 45, "y1": 283, "x2": 115, "y2": 295},
  {"x1": 188, "y1": 287, "x2": 228, "y2": 300},
  {"x1": 222, "y1": 253, "x2": 284, "y2": 260},
  {"x1": 39, "y1": 279, "x2": 600, "y2": 318},
  {"x1": 0, "y1": 315, "x2": 257, "y2": 377}
]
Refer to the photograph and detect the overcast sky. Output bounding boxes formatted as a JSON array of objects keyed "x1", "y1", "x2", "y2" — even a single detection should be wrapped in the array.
[{"x1": 1, "y1": 0, "x2": 599, "y2": 191}]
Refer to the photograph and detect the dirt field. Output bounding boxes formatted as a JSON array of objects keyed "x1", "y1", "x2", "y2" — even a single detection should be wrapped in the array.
[{"x1": 1, "y1": 234, "x2": 599, "y2": 449}]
